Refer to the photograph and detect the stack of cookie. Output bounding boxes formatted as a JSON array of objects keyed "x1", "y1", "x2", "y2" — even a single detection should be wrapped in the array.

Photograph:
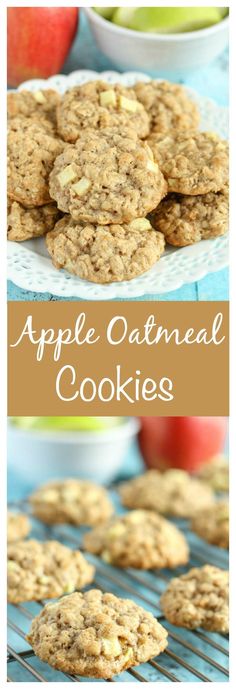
[
  {"x1": 134, "y1": 81, "x2": 229, "y2": 245},
  {"x1": 7, "y1": 79, "x2": 228, "y2": 284}
]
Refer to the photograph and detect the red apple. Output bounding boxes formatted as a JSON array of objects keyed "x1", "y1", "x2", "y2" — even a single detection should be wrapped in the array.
[
  {"x1": 138, "y1": 417, "x2": 227, "y2": 472},
  {"x1": 7, "y1": 7, "x2": 78, "y2": 87}
]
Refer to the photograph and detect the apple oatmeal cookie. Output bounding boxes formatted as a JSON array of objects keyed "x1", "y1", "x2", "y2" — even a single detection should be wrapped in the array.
[
  {"x1": 7, "y1": 200, "x2": 61, "y2": 241},
  {"x1": 148, "y1": 131, "x2": 228, "y2": 195},
  {"x1": 84, "y1": 509, "x2": 189, "y2": 569},
  {"x1": 119, "y1": 469, "x2": 214, "y2": 518},
  {"x1": 29, "y1": 478, "x2": 114, "y2": 526},
  {"x1": 160, "y1": 565, "x2": 229, "y2": 632},
  {"x1": 150, "y1": 186, "x2": 228, "y2": 246},
  {"x1": 191, "y1": 500, "x2": 229, "y2": 549},
  {"x1": 8, "y1": 119, "x2": 64, "y2": 207},
  {"x1": 197, "y1": 455, "x2": 229, "y2": 493},
  {"x1": 8, "y1": 113, "x2": 56, "y2": 137},
  {"x1": 7, "y1": 539, "x2": 95, "y2": 603},
  {"x1": 7, "y1": 511, "x2": 31, "y2": 543},
  {"x1": 46, "y1": 216, "x2": 165, "y2": 283},
  {"x1": 57, "y1": 81, "x2": 150, "y2": 142},
  {"x1": 26, "y1": 589, "x2": 168, "y2": 678},
  {"x1": 49, "y1": 127, "x2": 167, "y2": 224},
  {"x1": 7, "y1": 89, "x2": 60, "y2": 126},
  {"x1": 134, "y1": 80, "x2": 200, "y2": 134}
]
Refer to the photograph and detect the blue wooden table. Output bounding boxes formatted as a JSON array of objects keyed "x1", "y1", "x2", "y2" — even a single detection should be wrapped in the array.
[{"x1": 7, "y1": 11, "x2": 229, "y2": 302}]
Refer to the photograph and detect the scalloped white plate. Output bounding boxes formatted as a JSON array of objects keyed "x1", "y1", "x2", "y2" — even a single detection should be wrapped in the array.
[{"x1": 8, "y1": 69, "x2": 229, "y2": 300}]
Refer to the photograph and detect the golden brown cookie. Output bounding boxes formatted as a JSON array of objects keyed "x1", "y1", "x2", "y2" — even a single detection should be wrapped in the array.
[
  {"x1": 26, "y1": 589, "x2": 168, "y2": 678},
  {"x1": 8, "y1": 119, "x2": 64, "y2": 207},
  {"x1": 57, "y1": 81, "x2": 150, "y2": 141},
  {"x1": 119, "y1": 469, "x2": 214, "y2": 518},
  {"x1": 8, "y1": 113, "x2": 56, "y2": 137},
  {"x1": 7, "y1": 200, "x2": 61, "y2": 241},
  {"x1": 46, "y1": 216, "x2": 165, "y2": 283},
  {"x1": 191, "y1": 500, "x2": 229, "y2": 549},
  {"x1": 197, "y1": 455, "x2": 229, "y2": 493},
  {"x1": 7, "y1": 511, "x2": 31, "y2": 543},
  {"x1": 148, "y1": 131, "x2": 228, "y2": 195},
  {"x1": 84, "y1": 509, "x2": 189, "y2": 569},
  {"x1": 29, "y1": 479, "x2": 114, "y2": 526},
  {"x1": 134, "y1": 80, "x2": 200, "y2": 134},
  {"x1": 150, "y1": 187, "x2": 228, "y2": 246},
  {"x1": 49, "y1": 127, "x2": 167, "y2": 224},
  {"x1": 7, "y1": 539, "x2": 94, "y2": 603},
  {"x1": 160, "y1": 565, "x2": 229, "y2": 632},
  {"x1": 7, "y1": 89, "x2": 60, "y2": 126}
]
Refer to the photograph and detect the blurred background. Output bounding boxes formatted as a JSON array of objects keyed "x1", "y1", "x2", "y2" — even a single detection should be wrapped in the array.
[{"x1": 8, "y1": 416, "x2": 229, "y2": 499}]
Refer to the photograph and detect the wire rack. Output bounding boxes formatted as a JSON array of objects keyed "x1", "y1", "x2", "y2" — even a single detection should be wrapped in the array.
[{"x1": 7, "y1": 492, "x2": 229, "y2": 683}]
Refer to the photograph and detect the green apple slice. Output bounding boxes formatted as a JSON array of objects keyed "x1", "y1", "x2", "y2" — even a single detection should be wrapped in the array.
[
  {"x1": 10, "y1": 416, "x2": 122, "y2": 431},
  {"x1": 93, "y1": 7, "x2": 116, "y2": 20},
  {"x1": 112, "y1": 7, "x2": 222, "y2": 33}
]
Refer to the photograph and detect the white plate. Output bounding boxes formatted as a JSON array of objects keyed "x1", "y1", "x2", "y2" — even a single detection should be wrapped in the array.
[{"x1": 8, "y1": 69, "x2": 229, "y2": 300}]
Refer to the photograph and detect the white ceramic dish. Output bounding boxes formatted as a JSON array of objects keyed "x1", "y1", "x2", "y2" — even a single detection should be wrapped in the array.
[
  {"x1": 84, "y1": 8, "x2": 229, "y2": 76},
  {"x1": 8, "y1": 417, "x2": 139, "y2": 487},
  {"x1": 7, "y1": 69, "x2": 229, "y2": 300}
]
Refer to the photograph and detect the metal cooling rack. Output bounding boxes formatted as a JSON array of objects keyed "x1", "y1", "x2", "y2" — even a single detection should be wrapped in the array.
[{"x1": 7, "y1": 494, "x2": 229, "y2": 683}]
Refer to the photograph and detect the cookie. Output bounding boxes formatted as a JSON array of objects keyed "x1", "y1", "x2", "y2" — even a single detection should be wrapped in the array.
[
  {"x1": 150, "y1": 187, "x2": 228, "y2": 246},
  {"x1": 119, "y1": 469, "x2": 214, "y2": 518},
  {"x1": 8, "y1": 119, "x2": 64, "y2": 207},
  {"x1": 56, "y1": 81, "x2": 150, "y2": 142},
  {"x1": 7, "y1": 539, "x2": 94, "y2": 604},
  {"x1": 7, "y1": 511, "x2": 31, "y2": 543},
  {"x1": 191, "y1": 500, "x2": 229, "y2": 549},
  {"x1": 26, "y1": 589, "x2": 168, "y2": 678},
  {"x1": 134, "y1": 80, "x2": 200, "y2": 134},
  {"x1": 84, "y1": 509, "x2": 189, "y2": 569},
  {"x1": 148, "y1": 131, "x2": 228, "y2": 195},
  {"x1": 49, "y1": 127, "x2": 167, "y2": 224},
  {"x1": 7, "y1": 89, "x2": 60, "y2": 126},
  {"x1": 197, "y1": 455, "x2": 229, "y2": 493},
  {"x1": 29, "y1": 479, "x2": 114, "y2": 526},
  {"x1": 46, "y1": 216, "x2": 165, "y2": 283},
  {"x1": 8, "y1": 113, "x2": 56, "y2": 137},
  {"x1": 7, "y1": 200, "x2": 61, "y2": 241},
  {"x1": 160, "y1": 565, "x2": 229, "y2": 632}
]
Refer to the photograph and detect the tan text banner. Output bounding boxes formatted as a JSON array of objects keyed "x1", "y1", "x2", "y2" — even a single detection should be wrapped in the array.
[{"x1": 8, "y1": 301, "x2": 229, "y2": 416}]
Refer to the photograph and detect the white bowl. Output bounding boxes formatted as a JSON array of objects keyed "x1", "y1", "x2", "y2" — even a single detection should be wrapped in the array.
[
  {"x1": 84, "y1": 8, "x2": 229, "y2": 77},
  {"x1": 8, "y1": 417, "x2": 139, "y2": 487}
]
